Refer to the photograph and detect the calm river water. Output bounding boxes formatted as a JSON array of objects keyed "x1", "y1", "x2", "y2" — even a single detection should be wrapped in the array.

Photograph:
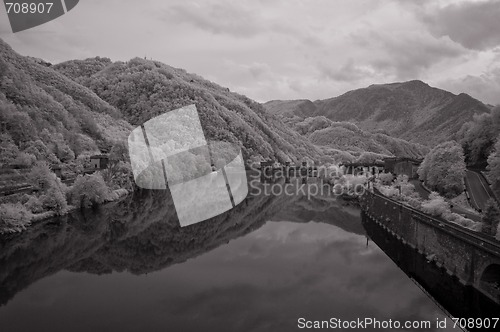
[{"x1": 0, "y1": 185, "x2": 486, "y2": 331}]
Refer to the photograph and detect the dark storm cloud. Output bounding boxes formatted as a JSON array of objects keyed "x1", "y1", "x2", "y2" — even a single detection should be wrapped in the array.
[{"x1": 422, "y1": 0, "x2": 500, "y2": 50}]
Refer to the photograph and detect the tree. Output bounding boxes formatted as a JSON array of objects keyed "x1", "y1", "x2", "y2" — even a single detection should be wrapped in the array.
[
  {"x1": 28, "y1": 161, "x2": 68, "y2": 214},
  {"x1": 0, "y1": 203, "x2": 32, "y2": 233},
  {"x1": 69, "y1": 173, "x2": 110, "y2": 208},
  {"x1": 29, "y1": 161, "x2": 58, "y2": 192},
  {"x1": 421, "y1": 192, "x2": 451, "y2": 217},
  {"x1": 487, "y1": 136, "x2": 500, "y2": 196},
  {"x1": 109, "y1": 140, "x2": 129, "y2": 165},
  {"x1": 418, "y1": 141, "x2": 466, "y2": 198},
  {"x1": 40, "y1": 187, "x2": 67, "y2": 215},
  {"x1": 459, "y1": 106, "x2": 500, "y2": 166},
  {"x1": 0, "y1": 133, "x2": 19, "y2": 166},
  {"x1": 482, "y1": 198, "x2": 500, "y2": 236}
]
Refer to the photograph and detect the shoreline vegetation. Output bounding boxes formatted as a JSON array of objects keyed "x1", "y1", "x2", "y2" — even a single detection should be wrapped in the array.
[{"x1": 0, "y1": 141, "x2": 134, "y2": 234}]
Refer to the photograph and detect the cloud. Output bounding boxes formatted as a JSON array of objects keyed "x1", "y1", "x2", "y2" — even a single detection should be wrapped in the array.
[
  {"x1": 438, "y1": 66, "x2": 500, "y2": 105},
  {"x1": 1, "y1": 0, "x2": 498, "y2": 103},
  {"x1": 422, "y1": 0, "x2": 500, "y2": 50},
  {"x1": 351, "y1": 30, "x2": 467, "y2": 80},
  {"x1": 318, "y1": 60, "x2": 375, "y2": 83},
  {"x1": 165, "y1": 1, "x2": 263, "y2": 38},
  {"x1": 151, "y1": 221, "x2": 449, "y2": 331}
]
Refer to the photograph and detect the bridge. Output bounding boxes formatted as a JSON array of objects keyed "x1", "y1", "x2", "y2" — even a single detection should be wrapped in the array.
[{"x1": 359, "y1": 189, "x2": 500, "y2": 304}]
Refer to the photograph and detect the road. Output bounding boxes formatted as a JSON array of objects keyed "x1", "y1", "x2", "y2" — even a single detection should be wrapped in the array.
[
  {"x1": 465, "y1": 170, "x2": 494, "y2": 212},
  {"x1": 410, "y1": 179, "x2": 482, "y2": 223}
]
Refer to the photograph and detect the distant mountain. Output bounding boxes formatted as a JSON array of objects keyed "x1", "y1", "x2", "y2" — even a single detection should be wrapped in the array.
[
  {"x1": 263, "y1": 99, "x2": 316, "y2": 118},
  {"x1": 264, "y1": 80, "x2": 491, "y2": 145},
  {"x1": 54, "y1": 57, "x2": 325, "y2": 164}
]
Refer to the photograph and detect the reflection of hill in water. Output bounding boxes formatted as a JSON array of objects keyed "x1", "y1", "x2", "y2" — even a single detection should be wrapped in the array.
[
  {"x1": 271, "y1": 194, "x2": 365, "y2": 235},
  {"x1": 0, "y1": 190, "x2": 362, "y2": 306}
]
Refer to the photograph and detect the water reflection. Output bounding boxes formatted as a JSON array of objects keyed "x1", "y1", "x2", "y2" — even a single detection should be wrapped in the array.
[
  {"x1": 362, "y1": 212, "x2": 500, "y2": 331},
  {"x1": 0, "y1": 187, "x2": 466, "y2": 331}
]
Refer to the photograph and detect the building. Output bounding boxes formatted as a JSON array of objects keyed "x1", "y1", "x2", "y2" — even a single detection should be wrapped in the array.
[
  {"x1": 90, "y1": 155, "x2": 109, "y2": 170},
  {"x1": 339, "y1": 162, "x2": 385, "y2": 176},
  {"x1": 383, "y1": 157, "x2": 422, "y2": 179},
  {"x1": 50, "y1": 164, "x2": 62, "y2": 178}
]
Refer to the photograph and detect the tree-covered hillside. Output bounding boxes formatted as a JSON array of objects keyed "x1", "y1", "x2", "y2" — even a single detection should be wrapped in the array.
[
  {"x1": 283, "y1": 116, "x2": 428, "y2": 163},
  {"x1": 54, "y1": 57, "x2": 325, "y2": 164},
  {"x1": 0, "y1": 39, "x2": 131, "y2": 168}
]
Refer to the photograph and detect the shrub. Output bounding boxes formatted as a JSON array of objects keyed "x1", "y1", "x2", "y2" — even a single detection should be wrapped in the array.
[
  {"x1": 29, "y1": 161, "x2": 57, "y2": 191},
  {"x1": 496, "y1": 224, "x2": 500, "y2": 241},
  {"x1": 403, "y1": 197, "x2": 422, "y2": 210},
  {"x1": 13, "y1": 152, "x2": 36, "y2": 168},
  {"x1": 69, "y1": 173, "x2": 110, "y2": 208},
  {"x1": 40, "y1": 187, "x2": 67, "y2": 215},
  {"x1": 24, "y1": 195, "x2": 43, "y2": 213},
  {"x1": 377, "y1": 185, "x2": 400, "y2": 198},
  {"x1": 0, "y1": 203, "x2": 32, "y2": 233},
  {"x1": 379, "y1": 173, "x2": 394, "y2": 185},
  {"x1": 482, "y1": 198, "x2": 500, "y2": 235},
  {"x1": 421, "y1": 192, "x2": 450, "y2": 217}
]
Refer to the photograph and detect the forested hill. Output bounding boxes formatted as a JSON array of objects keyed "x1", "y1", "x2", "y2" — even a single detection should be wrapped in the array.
[
  {"x1": 0, "y1": 35, "x2": 429, "y2": 167},
  {"x1": 264, "y1": 80, "x2": 491, "y2": 146},
  {"x1": 0, "y1": 39, "x2": 131, "y2": 168},
  {"x1": 283, "y1": 116, "x2": 429, "y2": 162},
  {"x1": 53, "y1": 57, "x2": 324, "y2": 164}
]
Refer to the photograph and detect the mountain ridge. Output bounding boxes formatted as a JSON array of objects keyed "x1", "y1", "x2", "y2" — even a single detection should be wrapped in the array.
[{"x1": 264, "y1": 80, "x2": 491, "y2": 145}]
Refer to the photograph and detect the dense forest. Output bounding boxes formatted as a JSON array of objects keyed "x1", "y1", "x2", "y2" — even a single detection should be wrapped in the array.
[
  {"x1": 53, "y1": 56, "x2": 325, "y2": 164},
  {"x1": 0, "y1": 37, "x2": 327, "y2": 232},
  {"x1": 283, "y1": 115, "x2": 429, "y2": 163}
]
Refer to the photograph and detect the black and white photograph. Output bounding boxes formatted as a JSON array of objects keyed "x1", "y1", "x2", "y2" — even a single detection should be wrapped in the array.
[{"x1": 0, "y1": 1, "x2": 499, "y2": 331}]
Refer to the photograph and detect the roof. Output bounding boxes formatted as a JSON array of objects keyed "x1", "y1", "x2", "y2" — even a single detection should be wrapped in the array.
[
  {"x1": 90, "y1": 154, "x2": 109, "y2": 159},
  {"x1": 383, "y1": 157, "x2": 423, "y2": 164}
]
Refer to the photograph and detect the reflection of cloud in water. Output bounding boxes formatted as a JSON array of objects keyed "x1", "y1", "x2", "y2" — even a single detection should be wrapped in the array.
[
  {"x1": 0, "y1": 190, "x2": 452, "y2": 332},
  {"x1": 155, "y1": 221, "x2": 449, "y2": 332}
]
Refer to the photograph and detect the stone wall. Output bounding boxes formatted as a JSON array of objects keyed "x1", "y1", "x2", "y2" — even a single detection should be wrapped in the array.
[{"x1": 359, "y1": 190, "x2": 500, "y2": 303}]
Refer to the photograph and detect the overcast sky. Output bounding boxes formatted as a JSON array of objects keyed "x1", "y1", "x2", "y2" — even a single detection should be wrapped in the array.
[{"x1": 1, "y1": 0, "x2": 499, "y2": 104}]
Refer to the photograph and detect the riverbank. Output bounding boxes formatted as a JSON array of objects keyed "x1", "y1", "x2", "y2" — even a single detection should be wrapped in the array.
[{"x1": 0, "y1": 188, "x2": 129, "y2": 234}]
